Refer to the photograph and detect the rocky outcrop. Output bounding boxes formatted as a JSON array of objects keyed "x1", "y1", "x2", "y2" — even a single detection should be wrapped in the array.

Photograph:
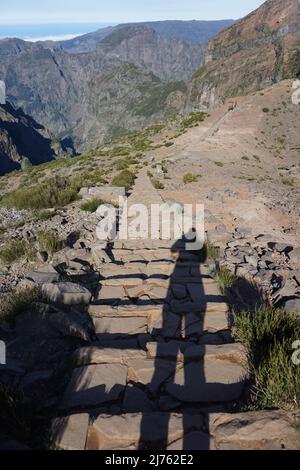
[
  {"x1": 74, "y1": 63, "x2": 187, "y2": 149},
  {"x1": 95, "y1": 26, "x2": 205, "y2": 82},
  {"x1": 188, "y1": 0, "x2": 300, "y2": 109},
  {"x1": 0, "y1": 103, "x2": 60, "y2": 175}
]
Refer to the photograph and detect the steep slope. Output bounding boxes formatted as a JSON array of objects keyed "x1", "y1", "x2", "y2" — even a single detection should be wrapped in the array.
[
  {"x1": 95, "y1": 26, "x2": 205, "y2": 81},
  {"x1": 0, "y1": 40, "x2": 86, "y2": 138},
  {"x1": 0, "y1": 103, "x2": 58, "y2": 175},
  {"x1": 59, "y1": 19, "x2": 235, "y2": 53},
  {"x1": 188, "y1": 0, "x2": 300, "y2": 109},
  {"x1": 0, "y1": 26, "x2": 194, "y2": 148},
  {"x1": 72, "y1": 63, "x2": 187, "y2": 150}
]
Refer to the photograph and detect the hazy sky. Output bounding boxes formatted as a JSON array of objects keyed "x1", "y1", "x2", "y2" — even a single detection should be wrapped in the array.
[{"x1": 0, "y1": 0, "x2": 266, "y2": 24}]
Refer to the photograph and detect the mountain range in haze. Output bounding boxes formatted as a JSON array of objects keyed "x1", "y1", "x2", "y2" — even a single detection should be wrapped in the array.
[{"x1": 0, "y1": 0, "x2": 299, "y2": 174}]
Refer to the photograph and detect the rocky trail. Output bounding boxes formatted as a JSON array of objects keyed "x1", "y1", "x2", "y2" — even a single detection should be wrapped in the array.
[
  {"x1": 47, "y1": 170, "x2": 299, "y2": 451},
  {"x1": 1, "y1": 101, "x2": 300, "y2": 449}
]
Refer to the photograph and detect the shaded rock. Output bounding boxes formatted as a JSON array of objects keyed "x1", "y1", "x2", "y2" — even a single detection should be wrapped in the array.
[
  {"x1": 26, "y1": 271, "x2": 60, "y2": 285},
  {"x1": 94, "y1": 317, "x2": 147, "y2": 338},
  {"x1": 165, "y1": 359, "x2": 245, "y2": 403},
  {"x1": 49, "y1": 309, "x2": 95, "y2": 342},
  {"x1": 244, "y1": 255, "x2": 258, "y2": 268},
  {"x1": 52, "y1": 413, "x2": 90, "y2": 450},
  {"x1": 282, "y1": 297, "x2": 300, "y2": 315},
  {"x1": 86, "y1": 413, "x2": 203, "y2": 450},
  {"x1": 60, "y1": 364, "x2": 127, "y2": 409},
  {"x1": 167, "y1": 431, "x2": 214, "y2": 450},
  {"x1": 42, "y1": 282, "x2": 91, "y2": 306},
  {"x1": 210, "y1": 411, "x2": 300, "y2": 450},
  {"x1": 267, "y1": 242, "x2": 293, "y2": 254},
  {"x1": 289, "y1": 247, "x2": 300, "y2": 264},
  {"x1": 127, "y1": 358, "x2": 177, "y2": 393},
  {"x1": 122, "y1": 385, "x2": 154, "y2": 412},
  {"x1": 148, "y1": 310, "x2": 181, "y2": 337}
]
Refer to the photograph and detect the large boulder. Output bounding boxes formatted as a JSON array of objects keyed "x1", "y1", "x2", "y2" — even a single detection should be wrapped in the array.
[{"x1": 42, "y1": 282, "x2": 92, "y2": 306}]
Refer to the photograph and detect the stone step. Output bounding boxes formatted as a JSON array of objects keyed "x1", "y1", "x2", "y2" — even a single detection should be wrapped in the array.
[
  {"x1": 90, "y1": 306, "x2": 229, "y2": 338},
  {"x1": 86, "y1": 413, "x2": 205, "y2": 450},
  {"x1": 60, "y1": 344, "x2": 245, "y2": 411},
  {"x1": 53, "y1": 410, "x2": 300, "y2": 451},
  {"x1": 145, "y1": 342, "x2": 246, "y2": 364},
  {"x1": 60, "y1": 363, "x2": 128, "y2": 410},
  {"x1": 72, "y1": 344, "x2": 147, "y2": 366},
  {"x1": 88, "y1": 304, "x2": 162, "y2": 318},
  {"x1": 94, "y1": 316, "x2": 148, "y2": 339}
]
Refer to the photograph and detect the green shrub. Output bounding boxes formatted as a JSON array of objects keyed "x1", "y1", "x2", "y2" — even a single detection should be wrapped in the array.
[
  {"x1": 262, "y1": 107, "x2": 270, "y2": 113},
  {"x1": 0, "y1": 176, "x2": 79, "y2": 210},
  {"x1": 116, "y1": 160, "x2": 129, "y2": 171},
  {"x1": 0, "y1": 286, "x2": 39, "y2": 323},
  {"x1": 35, "y1": 210, "x2": 55, "y2": 222},
  {"x1": 80, "y1": 198, "x2": 103, "y2": 213},
  {"x1": 0, "y1": 240, "x2": 35, "y2": 264},
  {"x1": 37, "y1": 231, "x2": 64, "y2": 255},
  {"x1": 200, "y1": 243, "x2": 220, "y2": 262},
  {"x1": 111, "y1": 170, "x2": 135, "y2": 192},
  {"x1": 214, "y1": 161, "x2": 224, "y2": 167},
  {"x1": 183, "y1": 173, "x2": 198, "y2": 184},
  {"x1": 116, "y1": 158, "x2": 139, "y2": 171},
  {"x1": 165, "y1": 142, "x2": 174, "y2": 147},
  {"x1": 234, "y1": 306, "x2": 300, "y2": 411},
  {"x1": 215, "y1": 266, "x2": 237, "y2": 293},
  {"x1": 281, "y1": 178, "x2": 294, "y2": 187},
  {"x1": 152, "y1": 180, "x2": 165, "y2": 190},
  {"x1": 181, "y1": 112, "x2": 207, "y2": 129}
]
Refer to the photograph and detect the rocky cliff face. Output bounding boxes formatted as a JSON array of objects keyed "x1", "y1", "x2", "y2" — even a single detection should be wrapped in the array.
[
  {"x1": 95, "y1": 26, "x2": 205, "y2": 82},
  {"x1": 0, "y1": 103, "x2": 60, "y2": 175},
  {"x1": 0, "y1": 26, "x2": 197, "y2": 150},
  {"x1": 188, "y1": 0, "x2": 300, "y2": 109},
  {"x1": 72, "y1": 63, "x2": 187, "y2": 150}
]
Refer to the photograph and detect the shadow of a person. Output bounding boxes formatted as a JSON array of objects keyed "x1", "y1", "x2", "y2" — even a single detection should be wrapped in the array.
[{"x1": 138, "y1": 231, "x2": 211, "y2": 450}]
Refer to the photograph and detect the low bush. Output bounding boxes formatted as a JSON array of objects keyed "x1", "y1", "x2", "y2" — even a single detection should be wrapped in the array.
[
  {"x1": 0, "y1": 286, "x2": 39, "y2": 323},
  {"x1": 215, "y1": 266, "x2": 237, "y2": 293},
  {"x1": 183, "y1": 173, "x2": 198, "y2": 184},
  {"x1": 281, "y1": 178, "x2": 295, "y2": 187},
  {"x1": 35, "y1": 210, "x2": 55, "y2": 222},
  {"x1": 80, "y1": 198, "x2": 103, "y2": 213},
  {"x1": 181, "y1": 112, "x2": 207, "y2": 129},
  {"x1": 234, "y1": 305, "x2": 300, "y2": 411},
  {"x1": 0, "y1": 240, "x2": 35, "y2": 264},
  {"x1": 37, "y1": 231, "x2": 64, "y2": 255},
  {"x1": 111, "y1": 170, "x2": 136, "y2": 192},
  {"x1": 151, "y1": 180, "x2": 165, "y2": 190},
  {"x1": 0, "y1": 176, "x2": 79, "y2": 210}
]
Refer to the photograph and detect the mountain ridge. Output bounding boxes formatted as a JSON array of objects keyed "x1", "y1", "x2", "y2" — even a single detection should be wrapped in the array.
[
  {"x1": 59, "y1": 19, "x2": 235, "y2": 53},
  {"x1": 188, "y1": 0, "x2": 300, "y2": 109}
]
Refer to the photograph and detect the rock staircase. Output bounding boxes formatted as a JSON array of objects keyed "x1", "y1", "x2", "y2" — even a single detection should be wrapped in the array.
[{"x1": 52, "y1": 170, "x2": 300, "y2": 451}]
